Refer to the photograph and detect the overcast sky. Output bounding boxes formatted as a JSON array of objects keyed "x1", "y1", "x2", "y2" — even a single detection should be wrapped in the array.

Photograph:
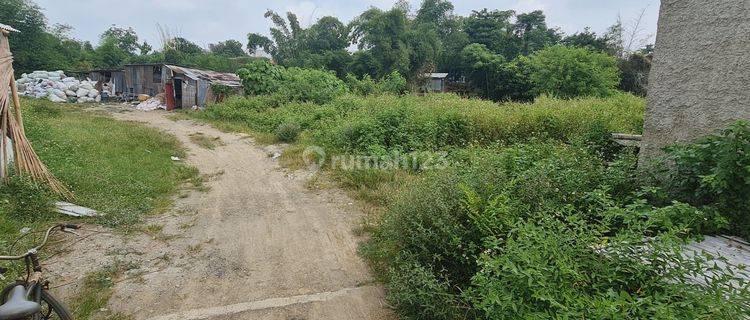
[{"x1": 35, "y1": 0, "x2": 660, "y2": 51}]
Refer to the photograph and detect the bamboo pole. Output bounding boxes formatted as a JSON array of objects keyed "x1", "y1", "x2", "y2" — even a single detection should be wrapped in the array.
[{"x1": 9, "y1": 73, "x2": 24, "y2": 134}]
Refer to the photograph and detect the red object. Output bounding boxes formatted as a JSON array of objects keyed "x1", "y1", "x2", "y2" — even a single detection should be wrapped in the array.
[{"x1": 165, "y1": 82, "x2": 176, "y2": 111}]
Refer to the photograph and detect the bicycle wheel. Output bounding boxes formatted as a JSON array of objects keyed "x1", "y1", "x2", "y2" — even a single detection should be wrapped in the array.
[{"x1": 33, "y1": 290, "x2": 73, "y2": 320}]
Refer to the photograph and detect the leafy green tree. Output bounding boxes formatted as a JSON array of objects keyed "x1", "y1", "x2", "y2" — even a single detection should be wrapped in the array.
[
  {"x1": 100, "y1": 25, "x2": 140, "y2": 54},
  {"x1": 209, "y1": 40, "x2": 246, "y2": 57},
  {"x1": 513, "y1": 11, "x2": 560, "y2": 56},
  {"x1": 168, "y1": 37, "x2": 204, "y2": 55},
  {"x1": 618, "y1": 52, "x2": 651, "y2": 96},
  {"x1": 246, "y1": 33, "x2": 273, "y2": 55},
  {"x1": 525, "y1": 45, "x2": 621, "y2": 98},
  {"x1": 306, "y1": 16, "x2": 349, "y2": 53},
  {"x1": 464, "y1": 9, "x2": 516, "y2": 58},
  {"x1": 461, "y1": 43, "x2": 533, "y2": 101},
  {"x1": 350, "y1": 7, "x2": 411, "y2": 78},
  {"x1": 562, "y1": 27, "x2": 611, "y2": 53},
  {"x1": 95, "y1": 37, "x2": 129, "y2": 68}
]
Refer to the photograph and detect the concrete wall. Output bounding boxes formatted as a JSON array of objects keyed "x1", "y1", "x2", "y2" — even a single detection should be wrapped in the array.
[{"x1": 640, "y1": 0, "x2": 750, "y2": 162}]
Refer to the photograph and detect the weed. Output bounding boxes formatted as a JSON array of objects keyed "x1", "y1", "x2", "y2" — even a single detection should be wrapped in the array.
[{"x1": 188, "y1": 132, "x2": 224, "y2": 150}]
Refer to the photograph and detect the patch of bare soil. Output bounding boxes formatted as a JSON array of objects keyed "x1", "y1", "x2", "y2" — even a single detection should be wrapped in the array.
[{"x1": 46, "y1": 106, "x2": 393, "y2": 320}]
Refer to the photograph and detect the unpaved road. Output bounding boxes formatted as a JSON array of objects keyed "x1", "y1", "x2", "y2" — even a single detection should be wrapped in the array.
[{"x1": 47, "y1": 108, "x2": 393, "y2": 320}]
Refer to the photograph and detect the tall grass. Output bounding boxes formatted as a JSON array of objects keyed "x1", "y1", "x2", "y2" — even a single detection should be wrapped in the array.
[{"x1": 195, "y1": 92, "x2": 645, "y2": 155}]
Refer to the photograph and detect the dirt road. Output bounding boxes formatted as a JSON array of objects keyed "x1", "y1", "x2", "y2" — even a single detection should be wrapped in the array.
[{"x1": 48, "y1": 108, "x2": 392, "y2": 319}]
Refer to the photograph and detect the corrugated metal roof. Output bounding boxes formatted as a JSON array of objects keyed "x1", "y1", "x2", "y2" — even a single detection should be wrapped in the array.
[
  {"x1": 164, "y1": 64, "x2": 242, "y2": 87},
  {"x1": 428, "y1": 73, "x2": 449, "y2": 79},
  {"x1": 0, "y1": 23, "x2": 19, "y2": 33}
]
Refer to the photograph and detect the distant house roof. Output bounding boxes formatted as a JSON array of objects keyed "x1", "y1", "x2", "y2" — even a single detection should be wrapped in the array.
[
  {"x1": 0, "y1": 23, "x2": 19, "y2": 33},
  {"x1": 427, "y1": 73, "x2": 449, "y2": 79}
]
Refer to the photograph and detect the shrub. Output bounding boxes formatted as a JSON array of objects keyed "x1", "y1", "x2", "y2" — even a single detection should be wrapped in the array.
[
  {"x1": 236, "y1": 59, "x2": 284, "y2": 96},
  {"x1": 345, "y1": 73, "x2": 378, "y2": 96},
  {"x1": 276, "y1": 122, "x2": 301, "y2": 142},
  {"x1": 275, "y1": 67, "x2": 348, "y2": 104},
  {"x1": 653, "y1": 120, "x2": 750, "y2": 238},
  {"x1": 525, "y1": 45, "x2": 621, "y2": 99},
  {"x1": 377, "y1": 71, "x2": 408, "y2": 95},
  {"x1": 363, "y1": 142, "x2": 748, "y2": 319}
]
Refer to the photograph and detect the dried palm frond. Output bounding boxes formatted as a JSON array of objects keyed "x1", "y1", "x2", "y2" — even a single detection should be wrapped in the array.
[{"x1": 0, "y1": 29, "x2": 73, "y2": 199}]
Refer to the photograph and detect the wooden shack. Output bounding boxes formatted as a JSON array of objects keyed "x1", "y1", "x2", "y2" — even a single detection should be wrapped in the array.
[
  {"x1": 123, "y1": 64, "x2": 241, "y2": 109},
  {"x1": 87, "y1": 69, "x2": 125, "y2": 96}
]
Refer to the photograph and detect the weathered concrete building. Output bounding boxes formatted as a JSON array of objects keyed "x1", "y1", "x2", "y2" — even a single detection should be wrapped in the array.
[{"x1": 640, "y1": 0, "x2": 750, "y2": 162}]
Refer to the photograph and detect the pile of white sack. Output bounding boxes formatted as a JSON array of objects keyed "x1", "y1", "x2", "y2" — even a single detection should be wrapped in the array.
[
  {"x1": 15, "y1": 70, "x2": 101, "y2": 103},
  {"x1": 135, "y1": 93, "x2": 166, "y2": 111}
]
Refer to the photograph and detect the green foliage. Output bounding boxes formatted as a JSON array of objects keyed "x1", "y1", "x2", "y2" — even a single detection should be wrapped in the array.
[
  {"x1": 461, "y1": 44, "x2": 534, "y2": 101},
  {"x1": 276, "y1": 123, "x2": 302, "y2": 142},
  {"x1": 320, "y1": 93, "x2": 643, "y2": 155},
  {"x1": 653, "y1": 121, "x2": 750, "y2": 238},
  {"x1": 377, "y1": 71, "x2": 408, "y2": 95},
  {"x1": 525, "y1": 45, "x2": 621, "y2": 98},
  {"x1": 363, "y1": 142, "x2": 749, "y2": 319},
  {"x1": 345, "y1": 74, "x2": 378, "y2": 96},
  {"x1": 209, "y1": 39, "x2": 246, "y2": 57},
  {"x1": 236, "y1": 59, "x2": 284, "y2": 96},
  {"x1": 275, "y1": 67, "x2": 348, "y2": 104},
  {"x1": 237, "y1": 60, "x2": 347, "y2": 104},
  {"x1": 345, "y1": 71, "x2": 408, "y2": 96},
  {"x1": 619, "y1": 53, "x2": 652, "y2": 97}
]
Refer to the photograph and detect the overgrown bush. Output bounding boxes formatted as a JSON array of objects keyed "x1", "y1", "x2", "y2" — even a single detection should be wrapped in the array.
[
  {"x1": 237, "y1": 61, "x2": 347, "y2": 104},
  {"x1": 651, "y1": 120, "x2": 750, "y2": 239},
  {"x1": 377, "y1": 71, "x2": 408, "y2": 95},
  {"x1": 363, "y1": 142, "x2": 748, "y2": 319},
  {"x1": 345, "y1": 71, "x2": 408, "y2": 96},
  {"x1": 275, "y1": 67, "x2": 348, "y2": 104},
  {"x1": 525, "y1": 45, "x2": 621, "y2": 99},
  {"x1": 236, "y1": 59, "x2": 284, "y2": 96},
  {"x1": 276, "y1": 122, "x2": 302, "y2": 142}
]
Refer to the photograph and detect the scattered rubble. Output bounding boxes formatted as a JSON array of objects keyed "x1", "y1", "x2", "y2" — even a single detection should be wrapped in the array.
[{"x1": 16, "y1": 70, "x2": 102, "y2": 103}]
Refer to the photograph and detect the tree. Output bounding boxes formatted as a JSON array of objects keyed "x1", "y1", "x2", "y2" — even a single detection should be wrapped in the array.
[
  {"x1": 95, "y1": 37, "x2": 129, "y2": 68},
  {"x1": 209, "y1": 40, "x2": 246, "y2": 57},
  {"x1": 350, "y1": 7, "x2": 411, "y2": 78},
  {"x1": 513, "y1": 11, "x2": 560, "y2": 56},
  {"x1": 306, "y1": 16, "x2": 349, "y2": 53},
  {"x1": 465, "y1": 9, "x2": 516, "y2": 58},
  {"x1": 525, "y1": 45, "x2": 621, "y2": 98},
  {"x1": 561, "y1": 28, "x2": 612, "y2": 53},
  {"x1": 247, "y1": 33, "x2": 273, "y2": 55},
  {"x1": 461, "y1": 43, "x2": 533, "y2": 101},
  {"x1": 100, "y1": 25, "x2": 140, "y2": 54},
  {"x1": 168, "y1": 37, "x2": 204, "y2": 55}
]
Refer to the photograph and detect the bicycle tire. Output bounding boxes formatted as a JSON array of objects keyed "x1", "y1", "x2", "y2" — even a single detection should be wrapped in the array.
[
  {"x1": 1, "y1": 282, "x2": 73, "y2": 320},
  {"x1": 35, "y1": 290, "x2": 74, "y2": 320}
]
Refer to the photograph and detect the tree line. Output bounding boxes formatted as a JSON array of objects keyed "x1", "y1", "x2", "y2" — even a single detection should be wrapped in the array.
[{"x1": 2, "y1": 0, "x2": 652, "y2": 101}]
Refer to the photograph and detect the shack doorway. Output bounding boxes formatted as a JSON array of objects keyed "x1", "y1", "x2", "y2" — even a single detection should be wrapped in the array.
[{"x1": 173, "y1": 78, "x2": 183, "y2": 109}]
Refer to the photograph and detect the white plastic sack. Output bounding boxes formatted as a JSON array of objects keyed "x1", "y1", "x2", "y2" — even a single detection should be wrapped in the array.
[{"x1": 76, "y1": 88, "x2": 89, "y2": 98}]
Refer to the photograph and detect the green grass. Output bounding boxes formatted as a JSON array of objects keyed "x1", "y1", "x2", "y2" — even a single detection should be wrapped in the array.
[
  {"x1": 0, "y1": 98, "x2": 199, "y2": 302},
  {"x1": 69, "y1": 262, "x2": 133, "y2": 320},
  {"x1": 18, "y1": 98, "x2": 199, "y2": 227}
]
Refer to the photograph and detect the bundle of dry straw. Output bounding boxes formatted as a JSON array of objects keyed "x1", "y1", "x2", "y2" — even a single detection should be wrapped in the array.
[{"x1": 0, "y1": 27, "x2": 72, "y2": 199}]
